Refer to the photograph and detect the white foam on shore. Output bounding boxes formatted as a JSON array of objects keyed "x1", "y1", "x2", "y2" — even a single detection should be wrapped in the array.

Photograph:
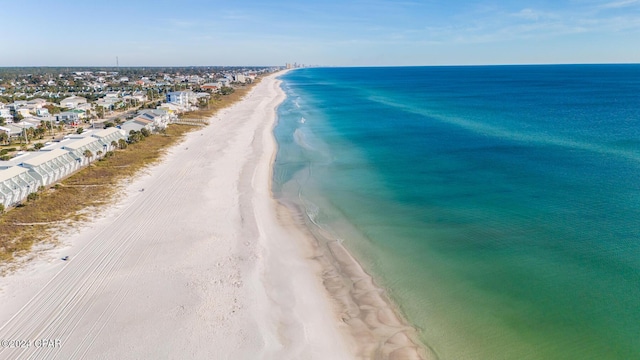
[{"x1": 0, "y1": 70, "x2": 433, "y2": 360}]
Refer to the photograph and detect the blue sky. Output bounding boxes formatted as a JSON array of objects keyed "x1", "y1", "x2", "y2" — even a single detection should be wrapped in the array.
[{"x1": 3, "y1": 0, "x2": 639, "y2": 66}]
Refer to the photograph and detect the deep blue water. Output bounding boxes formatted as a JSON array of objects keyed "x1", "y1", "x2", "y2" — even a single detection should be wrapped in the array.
[{"x1": 273, "y1": 65, "x2": 640, "y2": 360}]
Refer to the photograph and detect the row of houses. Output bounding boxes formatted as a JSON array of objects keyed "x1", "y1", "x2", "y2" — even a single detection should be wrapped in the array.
[
  {"x1": 0, "y1": 128, "x2": 126, "y2": 208},
  {"x1": 0, "y1": 96, "x2": 89, "y2": 123},
  {"x1": 1, "y1": 93, "x2": 144, "y2": 123},
  {"x1": 1, "y1": 106, "x2": 176, "y2": 142},
  {"x1": 2, "y1": 89, "x2": 203, "y2": 125}
]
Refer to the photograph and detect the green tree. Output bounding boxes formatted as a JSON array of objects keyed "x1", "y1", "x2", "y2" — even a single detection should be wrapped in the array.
[
  {"x1": 128, "y1": 131, "x2": 142, "y2": 143},
  {"x1": 25, "y1": 127, "x2": 35, "y2": 142},
  {"x1": 76, "y1": 127, "x2": 84, "y2": 134},
  {"x1": 111, "y1": 140, "x2": 118, "y2": 149},
  {"x1": 96, "y1": 106, "x2": 105, "y2": 119},
  {"x1": 38, "y1": 120, "x2": 53, "y2": 130},
  {"x1": 0, "y1": 132, "x2": 8, "y2": 145},
  {"x1": 44, "y1": 104, "x2": 61, "y2": 115},
  {"x1": 34, "y1": 127, "x2": 45, "y2": 139},
  {"x1": 83, "y1": 149, "x2": 93, "y2": 166},
  {"x1": 118, "y1": 138, "x2": 127, "y2": 149},
  {"x1": 0, "y1": 117, "x2": 5, "y2": 126},
  {"x1": 220, "y1": 86, "x2": 234, "y2": 95},
  {"x1": 33, "y1": 142, "x2": 45, "y2": 150}
]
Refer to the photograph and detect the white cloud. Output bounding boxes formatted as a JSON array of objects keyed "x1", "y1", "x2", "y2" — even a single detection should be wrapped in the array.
[
  {"x1": 599, "y1": 0, "x2": 640, "y2": 8},
  {"x1": 513, "y1": 8, "x2": 544, "y2": 20}
]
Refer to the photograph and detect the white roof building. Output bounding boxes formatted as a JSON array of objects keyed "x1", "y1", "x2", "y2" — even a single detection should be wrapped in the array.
[
  {"x1": 90, "y1": 128, "x2": 126, "y2": 150},
  {"x1": 0, "y1": 107, "x2": 12, "y2": 121},
  {"x1": 135, "y1": 110, "x2": 170, "y2": 129},
  {"x1": 158, "y1": 103, "x2": 182, "y2": 115},
  {"x1": 4, "y1": 149, "x2": 79, "y2": 188},
  {"x1": 59, "y1": 96, "x2": 88, "y2": 109},
  {"x1": 27, "y1": 98, "x2": 47, "y2": 108},
  {"x1": 0, "y1": 124, "x2": 23, "y2": 136},
  {"x1": 166, "y1": 91, "x2": 196, "y2": 108},
  {"x1": 0, "y1": 166, "x2": 38, "y2": 208},
  {"x1": 119, "y1": 120, "x2": 147, "y2": 134},
  {"x1": 61, "y1": 137, "x2": 105, "y2": 166}
]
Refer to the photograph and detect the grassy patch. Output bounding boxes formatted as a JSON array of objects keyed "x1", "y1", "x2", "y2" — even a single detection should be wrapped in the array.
[
  {"x1": 0, "y1": 76, "x2": 262, "y2": 264},
  {"x1": 0, "y1": 125, "x2": 193, "y2": 263},
  {"x1": 180, "y1": 78, "x2": 261, "y2": 120}
]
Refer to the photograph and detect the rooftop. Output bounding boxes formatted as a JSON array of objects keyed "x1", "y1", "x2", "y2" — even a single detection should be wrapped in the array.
[
  {"x1": 22, "y1": 149, "x2": 70, "y2": 167},
  {"x1": 0, "y1": 166, "x2": 30, "y2": 183},
  {"x1": 61, "y1": 137, "x2": 101, "y2": 151}
]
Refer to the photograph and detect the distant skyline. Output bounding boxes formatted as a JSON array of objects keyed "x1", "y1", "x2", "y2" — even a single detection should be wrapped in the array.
[{"x1": 2, "y1": 0, "x2": 639, "y2": 66}]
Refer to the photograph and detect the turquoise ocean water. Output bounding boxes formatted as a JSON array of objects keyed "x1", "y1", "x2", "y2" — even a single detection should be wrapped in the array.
[{"x1": 272, "y1": 65, "x2": 640, "y2": 360}]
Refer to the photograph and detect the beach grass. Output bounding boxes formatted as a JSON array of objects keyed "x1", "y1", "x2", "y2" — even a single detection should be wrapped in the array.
[
  {"x1": 180, "y1": 81, "x2": 258, "y2": 120},
  {"x1": 0, "y1": 77, "x2": 262, "y2": 266}
]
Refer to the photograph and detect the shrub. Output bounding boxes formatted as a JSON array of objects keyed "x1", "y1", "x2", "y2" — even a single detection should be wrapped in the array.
[
  {"x1": 220, "y1": 86, "x2": 235, "y2": 95},
  {"x1": 27, "y1": 192, "x2": 39, "y2": 201}
]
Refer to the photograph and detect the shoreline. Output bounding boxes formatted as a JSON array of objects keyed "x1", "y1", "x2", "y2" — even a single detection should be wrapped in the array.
[
  {"x1": 0, "y1": 71, "x2": 351, "y2": 359},
  {"x1": 270, "y1": 72, "x2": 432, "y2": 359},
  {"x1": 0, "y1": 70, "x2": 429, "y2": 360},
  {"x1": 274, "y1": 196, "x2": 434, "y2": 360}
]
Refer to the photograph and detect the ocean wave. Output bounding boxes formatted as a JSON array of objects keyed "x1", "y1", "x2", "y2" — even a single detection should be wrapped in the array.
[{"x1": 368, "y1": 95, "x2": 640, "y2": 164}]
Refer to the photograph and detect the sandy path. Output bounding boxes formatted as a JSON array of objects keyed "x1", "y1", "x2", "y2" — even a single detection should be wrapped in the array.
[{"x1": 0, "y1": 73, "x2": 353, "y2": 360}]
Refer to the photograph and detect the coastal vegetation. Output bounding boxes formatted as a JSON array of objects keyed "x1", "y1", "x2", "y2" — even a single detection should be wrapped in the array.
[
  {"x1": 0, "y1": 77, "x2": 261, "y2": 267},
  {"x1": 180, "y1": 78, "x2": 259, "y2": 120},
  {"x1": 0, "y1": 124, "x2": 194, "y2": 265}
]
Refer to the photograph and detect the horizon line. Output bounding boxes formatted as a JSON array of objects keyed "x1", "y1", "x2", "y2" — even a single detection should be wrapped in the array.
[{"x1": 0, "y1": 62, "x2": 639, "y2": 69}]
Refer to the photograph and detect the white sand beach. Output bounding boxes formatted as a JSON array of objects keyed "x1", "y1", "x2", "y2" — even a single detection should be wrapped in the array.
[
  {"x1": 0, "y1": 72, "x2": 427, "y2": 360},
  {"x1": 0, "y1": 72, "x2": 356, "y2": 360}
]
